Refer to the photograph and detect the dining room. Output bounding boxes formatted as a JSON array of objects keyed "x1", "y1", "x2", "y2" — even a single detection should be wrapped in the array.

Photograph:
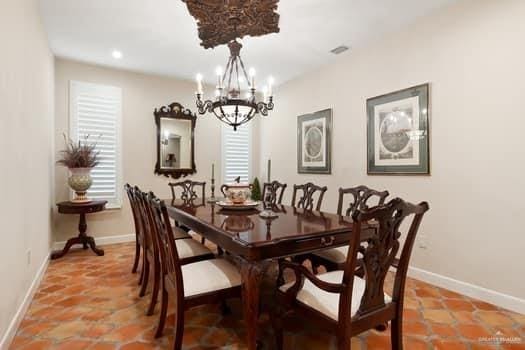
[{"x1": 1, "y1": 0, "x2": 525, "y2": 349}]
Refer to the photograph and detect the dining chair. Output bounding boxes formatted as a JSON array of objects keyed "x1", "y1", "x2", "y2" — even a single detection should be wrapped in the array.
[
  {"x1": 291, "y1": 182, "x2": 328, "y2": 211},
  {"x1": 133, "y1": 188, "x2": 215, "y2": 317},
  {"x1": 168, "y1": 179, "x2": 206, "y2": 206},
  {"x1": 127, "y1": 183, "x2": 190, "y2": 284},
  {"x1": 272, "y1": 197, "x2": 429, "y2": 350},
  {"x1": 262, "y1": 180, "x2": 287, "y2": 205},
  {"x1": 310, "y1": 185, "x2": 389, "y2": 273},
  {"x1": 146, "y1": 194, "x2": 242, "y2": 345},
  {"x1": 169, "y1": 180, "x2": 208, "y2": 243},
  {"x1": 125, "y1": 184, "x2": 142, "y2": 276}
]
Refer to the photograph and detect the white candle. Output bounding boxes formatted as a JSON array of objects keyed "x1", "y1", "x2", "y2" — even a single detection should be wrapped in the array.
[
  {"x1": 267, "y1": 159, "x2": 271, "y2": 182},
  {"x1": 249, "y1": 68, "x2": 256, "y2": 88},
  {"x1": 268, "y1": 76, "x2": 274, "y2": 97},
  {"x1": 196, "y1": 73, "x2": 203, "y2": 94},
  {"x1": 215, "y1": 66, "x2": 222, "y2": 89}
]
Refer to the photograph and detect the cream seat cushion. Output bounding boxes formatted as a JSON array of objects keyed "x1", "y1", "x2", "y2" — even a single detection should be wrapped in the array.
[
  {"x1": 172, "y1": 226, "x2": 191, "y2": 240},
  {"x1": 182, "y1": 258, "x2": 241, "y2": 297},
  {"x1": 280, "y1": 270, "x2": 391, "y2": 320},
  {"x1": 314, "y1": 246, "x2": 349, "y2": 264},
  {"x1": 176, "y1": 238, "x2": 213, "y2": 259}
]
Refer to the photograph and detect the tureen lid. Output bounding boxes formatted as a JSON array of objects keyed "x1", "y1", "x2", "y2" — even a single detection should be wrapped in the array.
[{"x1": 227, "y1": 182, "x2": 250, "y2": 187}]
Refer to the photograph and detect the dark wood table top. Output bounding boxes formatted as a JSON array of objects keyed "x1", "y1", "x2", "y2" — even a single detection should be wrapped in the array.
[
  {"x1": 57, "y1": 200, "x2": 107, "y2": 214},
  {"x1": 166, "y1": 199, "x2": 375, "y2": 260}
]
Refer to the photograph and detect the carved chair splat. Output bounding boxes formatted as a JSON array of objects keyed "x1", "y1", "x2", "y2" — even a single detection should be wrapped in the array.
[
  {"x1": 291, "y1": 182, "x2": 327, "y2": 211},
  {"x1": 262, "y1": 180, "x2": 287, "y2": 205}
]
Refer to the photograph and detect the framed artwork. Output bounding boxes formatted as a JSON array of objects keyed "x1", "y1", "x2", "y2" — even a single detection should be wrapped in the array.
[
  {"x1": 367, "y1": 83, "x2": 430, "y2": 175},
  {"x1": 297, "y1": 109, "x2": 332, "y2": 174}
]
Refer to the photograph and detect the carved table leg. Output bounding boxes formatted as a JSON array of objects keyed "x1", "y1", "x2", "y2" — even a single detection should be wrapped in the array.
[
  {"x1": 51, "y1": 213, "x2": 104, "y2": 259},
  {"x1": 51, "y1": 236, "x2": 81, "y2": 259},
  {"x1": 86, "y1": 236, "x2": 104, "y2": 256},
  {"x1": 240, "y1": 260, "x2": 266, "y2": 350},
  {"x1": 79, "y1": 213, "x2": 88, "y2": 249}
]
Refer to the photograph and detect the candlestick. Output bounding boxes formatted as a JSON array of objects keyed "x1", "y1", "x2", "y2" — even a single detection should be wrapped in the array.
[
  {"x1": 267, "y1": 159, "x2": 271, "y2": 182},
  {"x1": 208, "y1": 162, "x2": 219, "y2": 203}
]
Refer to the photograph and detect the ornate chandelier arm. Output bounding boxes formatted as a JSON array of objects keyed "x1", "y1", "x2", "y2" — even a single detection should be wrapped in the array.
[
  {"x1": 196, "y1": 96, "x2": 214, "y2": 114},
  {"x1": 256, "y1": 96, "x2": 274, "y2": 116}
]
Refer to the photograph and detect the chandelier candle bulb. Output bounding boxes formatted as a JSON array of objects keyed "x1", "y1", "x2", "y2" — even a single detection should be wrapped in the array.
[
  {"x1": 216, "y1": 66, "x2": 223, "y2": 88},
  {"x1": 196, "y1": 73, "x2": 203, "y2": 94},
  {"x1": 249, "y1": 68, "x2": 256, "y2": 88}
]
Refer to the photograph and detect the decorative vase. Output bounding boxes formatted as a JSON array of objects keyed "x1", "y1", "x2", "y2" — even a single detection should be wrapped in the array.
[{"x1": 68, "y1": 167, "x2": 93, "y2": 203}]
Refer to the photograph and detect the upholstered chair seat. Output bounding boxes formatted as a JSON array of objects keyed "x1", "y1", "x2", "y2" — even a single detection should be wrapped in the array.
[
  {"x1": 178, "y1": 259, "x2": 242, "y2": 297},
  {"x1": 314, "y1": 246, "x2": 349, "y2": 264},
  {"x1": 172, "y1": 226, "x2": 191, "y2": 240},
  {"x1": 175, "y1": 238, "x2": 214, "y2": 260},
  {"x1": 280, "y1": 270, "x2": 391, "y2": 321}
]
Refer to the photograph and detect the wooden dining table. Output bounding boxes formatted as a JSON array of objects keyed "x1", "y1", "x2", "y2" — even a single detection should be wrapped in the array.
[{"x1": 166, "y1": 199, "x2": 376, "y2": 350}]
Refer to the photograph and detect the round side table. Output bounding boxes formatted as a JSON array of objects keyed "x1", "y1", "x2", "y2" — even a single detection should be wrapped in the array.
[{"x1": 51, "y1": 200, "x2": 107, "y2": 259}]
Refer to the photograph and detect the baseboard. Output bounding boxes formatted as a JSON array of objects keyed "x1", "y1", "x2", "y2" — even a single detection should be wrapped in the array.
[
  {"x1": 408, "y1": 266, "x2": 525, "y2": 314},
  {"x1": 53, "y1": 233, "x2": 135, "y2": 250},
  {"x1": 0, "y1": 253, "x2": 50, "y2": 349}
]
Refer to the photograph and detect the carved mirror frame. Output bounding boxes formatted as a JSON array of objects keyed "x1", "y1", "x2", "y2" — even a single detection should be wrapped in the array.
[{"x1": 154, "y1": 102, "x2": 197, "y2": 179}]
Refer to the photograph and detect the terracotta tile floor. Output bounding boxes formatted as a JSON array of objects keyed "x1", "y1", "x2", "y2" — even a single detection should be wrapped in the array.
[{"x1": 9, "y1": 242, "x2": 525, "y2": 349}]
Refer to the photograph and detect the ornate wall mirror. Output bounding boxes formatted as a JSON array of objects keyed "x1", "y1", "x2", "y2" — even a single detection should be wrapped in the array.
[{"x1": 154, "y1": 102, "x2": 197, "y2": 179}]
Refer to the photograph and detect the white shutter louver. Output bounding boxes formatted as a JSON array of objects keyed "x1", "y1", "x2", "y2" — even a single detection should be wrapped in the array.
[
  {"x1": 222, "y1": 123, "x2": 252, "y2": 183},
  {"x1": 70, "y1": 81, "x2": 122, "y2": 207}
]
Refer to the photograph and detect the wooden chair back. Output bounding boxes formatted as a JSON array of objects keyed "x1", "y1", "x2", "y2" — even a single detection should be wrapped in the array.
[
  {"x1": 262, "y1": 180, "x2": 287, "y2": 205},
  {"x1": 349, "y1": 198, "x2": 429, "y2": 318},
  {"x1": 125, "y1": 184, "x2": 143, "y2": 244},
  {"x1": 291, "y1": 182, "x2": 327, "y2": 211},
  {"x1": 337, "y1": 185, "x2": 389, "y2": 216},
  {"x1": 168, "y1": 180, "x2": 206, "y2": 205},
  {"x1": 146, "y1": 193, "x2": 184, "y2": 300},
  {"x1": 133, "y1": 187, "x2": 157, "y2": 257}
]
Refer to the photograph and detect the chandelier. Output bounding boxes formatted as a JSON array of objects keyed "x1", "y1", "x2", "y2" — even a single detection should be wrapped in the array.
[{"x1": 195, "y1": 40, "x2": 274, "y2": 131}]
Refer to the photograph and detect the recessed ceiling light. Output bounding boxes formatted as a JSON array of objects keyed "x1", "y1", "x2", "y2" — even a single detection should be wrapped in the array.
[
  {"x1": 330, "y1": 45, "x2": 349, "y2": 55},
  {"x1": 112, "y1": 50, "x2": 123, "y2": 59}
]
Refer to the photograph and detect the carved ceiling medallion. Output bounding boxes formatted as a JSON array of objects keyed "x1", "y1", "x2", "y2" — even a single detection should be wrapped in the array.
[{"x1": 182, "y1": 0, "x2": 280, "y2": 49}]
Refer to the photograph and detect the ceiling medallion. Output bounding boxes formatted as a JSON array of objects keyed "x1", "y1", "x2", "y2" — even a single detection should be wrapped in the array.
[
  {"x1": 195, "y1": 40, "x2": 274, "y2": 131},
  {"x1": 182, "y1": 0, "x2": 280, "y2": 49}
]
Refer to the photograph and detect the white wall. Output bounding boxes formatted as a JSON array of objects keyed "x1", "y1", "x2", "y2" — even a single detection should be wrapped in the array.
[
  {"x1": 260, "y1": 0, "x2": 525, "y2": 300},
  {"x1": 0, "y1": 0, "x2": 55, "y2": 344},
  {"x1": 54, "y1": 59, "x2": 260, "y2": 242}
]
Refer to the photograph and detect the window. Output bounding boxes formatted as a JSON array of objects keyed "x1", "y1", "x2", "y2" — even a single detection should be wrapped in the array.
[
  {"x1": 69, "y1": 81, "x2": 122, "y2": 208},
  {"x1": 222, "y1": 123, "x2": 252, "y2": 183}
]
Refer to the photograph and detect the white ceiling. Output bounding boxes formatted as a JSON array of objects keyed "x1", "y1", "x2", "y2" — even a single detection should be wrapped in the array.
[{"x1": 39, "y1": 0, "x2": 456, "y2": 85}]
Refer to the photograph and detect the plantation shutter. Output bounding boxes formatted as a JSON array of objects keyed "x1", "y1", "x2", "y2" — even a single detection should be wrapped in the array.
[
  {"x1": 70, "y1": 81, "x2": 122, "y2": 207},
  {"x1": 222, "y1": 123, "x2": 252, "y2": 183}
]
